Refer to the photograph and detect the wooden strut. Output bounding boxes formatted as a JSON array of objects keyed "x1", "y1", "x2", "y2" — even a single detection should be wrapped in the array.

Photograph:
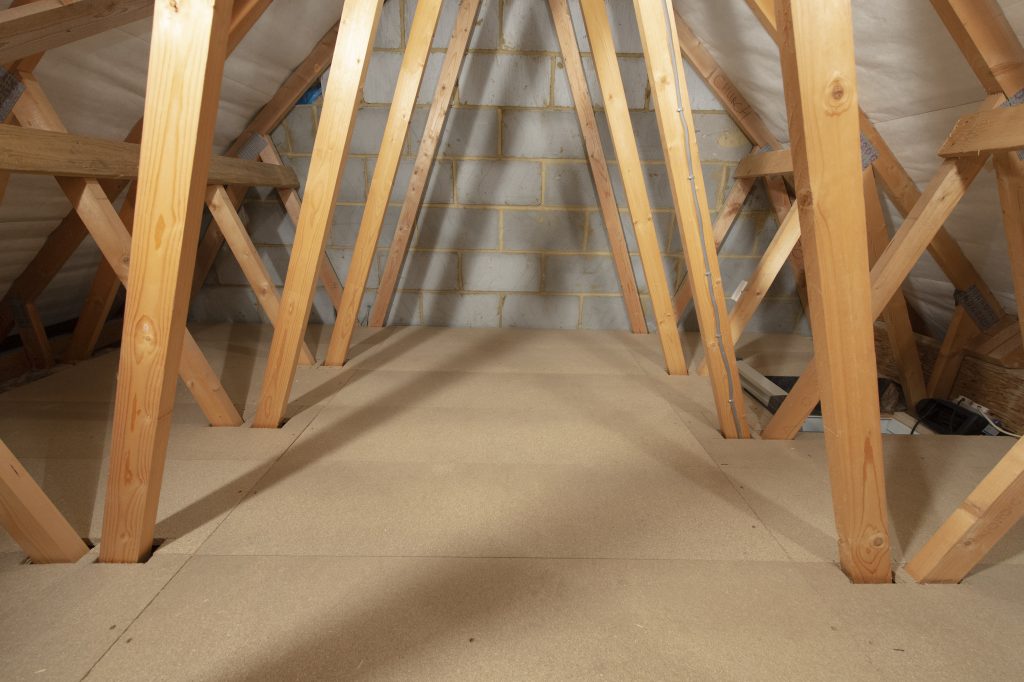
[
  {"x1": 99, "y1": 0, "x2": 235, "y2": 563},
  {"x1": 0, "y1": 0, "x2": 273, "y2": 357},
  {"x1": 669, "y1": 9, "x2": 807, "y2": 324},
  {"x1": 776, "y1": 0, "x2": 891, "y2": 582},
  {"x1": 12, "y1": 74, "x2": 242, "y2": 428},
  {"x1": 370, "y1": 0, "x2": 648, "y2": 336},
  {"x1": 190, "y1": 21, "x2": 345, "y2": 306},
  {"x1": 579, "y1": 0, "x2": 687, "y2": 376},
  {"x1": 699, "y1": 145, "x2": 902, "y2": 379},
  {"x1": 62, "y1": 185, "x2": 137, "y2": 363},
  {"x1": 761, "y1": 110, "x2": 999, "y2": 440},
  {"x1": 748, "y1": 0, "x2": 1007, "y2": 307},
  {"x1": 0, "y1": 437, "x2": 89, "y2": 563},
  {"x1": 324, "y1": 0, "x2": 448, "y2": 367},
  {"x1": 74, "y1": 35, "x2": 313, "y2": 365},
  {"x1": 368, "y1": 0, "x2": 483, "y2": 329},
  {"x1": 205, "y1": 185, "x2": 317, "y2": 365},
  {"x1": 927, "y1": 304, "x2": 976, "y2": 399},
  {"x1": 255, "y1": 0, "x2": 702, "y2": 433},
  {"x1": 995, "y1": 152, "x2": 1024, "y2": 353},
  {"x1": 259, "y1": 137, "x2": 345, "y2": 312},
  {"x1": 252, "y1": 0, "x2": 385, "y2": 429},
  {"x1": 904, "y1": 0, "x2": 1024, "y2": 583},
  {"x1": 863, "y1": 166, "x2": 927, "y2": 410},
  {"x1": 633, "y1": 0, "x2": 748, "y2": 438},
  {"x1": 748, "y1": 0, "x2": 1008, "y2": 440},
  {"x1": 550, "y1": 0, "x2": 646, "y2": 335},
  {"x1": 906, "y1": 435, "x2": 1024, "y2": 583}
]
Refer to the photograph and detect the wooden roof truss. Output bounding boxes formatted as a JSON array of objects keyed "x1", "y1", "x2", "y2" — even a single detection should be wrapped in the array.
[{"x1": 0, "y1": 0, "x2": 1021, "y2": 585}]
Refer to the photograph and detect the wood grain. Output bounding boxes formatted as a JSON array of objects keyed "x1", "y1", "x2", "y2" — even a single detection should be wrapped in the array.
[
  {"x1": 100, "y1": 0, "x2": 234, "y2": 563},
  {"x1": 776, "y1": 0, "x2": 891, "y2": 582},
  {"x1": 0, "y1": 123, "x2": 297, "y2": 188},
  {"x1": 633, "y1": 0, "x2": 748, "y2": 436},
  {"x1": 579, "y1": 0, "x2": 687, "y2": 375},
  {"x1": 325, "y1": 0, "x2": 445, "y2": 366},
  {"x1": 0, "y1": 0, "x2": 152, "y2": 64},
  {"x1": 370, "y1": 0, "x2": 481, "y2": 329},
  {"x1": 0, "y1": 438, "x2": 89, "y2": 564},
  {"x1": 253, "y1": 0, "x2": 384, "y2": 428}
]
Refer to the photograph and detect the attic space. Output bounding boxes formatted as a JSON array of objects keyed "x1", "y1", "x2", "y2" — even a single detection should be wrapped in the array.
[{"x1": 2, "y1": 0, "x2": 1024, "y2": 678}]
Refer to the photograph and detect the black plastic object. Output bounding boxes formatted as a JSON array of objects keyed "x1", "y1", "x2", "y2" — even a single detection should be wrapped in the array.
[
  {"x1": 766, "y1": 377, "x2": 898, "y2": 416},
  {"x1": 913, "y1": 398, "x2": 989, "y2": 436}
]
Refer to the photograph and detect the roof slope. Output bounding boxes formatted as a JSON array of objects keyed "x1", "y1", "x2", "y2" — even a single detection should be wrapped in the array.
[{"x1": 0, "y1": 0, "x2": 1020, "y2": 335}]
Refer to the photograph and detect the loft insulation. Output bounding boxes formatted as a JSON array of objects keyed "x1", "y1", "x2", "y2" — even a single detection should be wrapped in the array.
[{"x1": 0, "y1": 0, "x2": 1021, "y2": 337}]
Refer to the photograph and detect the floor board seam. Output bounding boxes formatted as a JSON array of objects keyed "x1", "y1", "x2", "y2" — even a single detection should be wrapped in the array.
[
  {"x1": 78, "y1": 555, "x2": 194, "y2": 682},
  {"x1": 184, "y1": 369, "x2": 351, "y2": 557}
]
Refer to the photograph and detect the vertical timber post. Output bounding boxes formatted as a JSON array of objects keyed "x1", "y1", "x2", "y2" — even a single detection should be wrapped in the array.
[
  {"x1": 776, "y1": 0, "x2": 892, "y2": 582},
  {"x1": 100, "y1": 0, "x2": 234, "y2": 563}
]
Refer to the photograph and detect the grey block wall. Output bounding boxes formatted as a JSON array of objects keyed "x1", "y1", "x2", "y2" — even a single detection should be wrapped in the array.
[{"x1": 193, "y1": 0, "x2": 809, "y2": 336}]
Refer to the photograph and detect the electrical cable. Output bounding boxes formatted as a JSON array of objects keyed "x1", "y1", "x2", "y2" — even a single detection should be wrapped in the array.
[
  {"x1": 955, "y1": 397, "x2": 1023, "y2": 438},
  {"x1": 658, "y1": 0, "x2": 744, "y2": 436}
]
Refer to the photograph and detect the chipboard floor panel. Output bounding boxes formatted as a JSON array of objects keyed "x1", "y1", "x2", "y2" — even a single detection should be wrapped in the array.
[{"x1": 0, "y1": 325, "x2": 1020, "y2": 680}]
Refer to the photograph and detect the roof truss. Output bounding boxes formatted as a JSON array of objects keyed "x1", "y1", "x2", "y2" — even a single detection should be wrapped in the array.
[{"x1": 0, "y1": 0, "x2": 1020, "y2": 586}]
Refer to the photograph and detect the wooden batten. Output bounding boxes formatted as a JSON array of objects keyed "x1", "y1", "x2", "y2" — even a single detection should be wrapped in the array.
[
  {"x1": 325, "y1": 0, "x2": 445, "y2": 367},
  {"x1": 550, "y1": 0, "x2": 646, "y2": 334},
  {"x1": 370, "y1": 0, "x2": 482, "y2": 329},
  {"x1": 632, "y1": 0, "x2": 748, "y2": 438},
  {"x1": 0, "y1": 124, "x2": 298, "y2": 188},
  {"x1": 253, "y1": 0, "x2": 385, "y2": 429},
  {"x1": 940, "y1": 107, "x2": 1024, "y2": 157},
  {"x1": 579, "y1": 0, "x2": 687, "y2": 376},
  {"x1": 734, "y1": 149, "x2": 794, "y2": 178}
]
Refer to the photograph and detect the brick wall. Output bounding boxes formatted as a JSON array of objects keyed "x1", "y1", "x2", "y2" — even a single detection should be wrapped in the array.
[{"x1": 192, "y1": 0, "x2": 810, "y2": 336}]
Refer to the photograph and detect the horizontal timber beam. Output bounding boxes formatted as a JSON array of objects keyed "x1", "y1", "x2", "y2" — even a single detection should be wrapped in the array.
[
  {"x1": 939, "y1": 106, "x2": 1024, "y2": 157},
  {"x1": 0, "y1": 0, "x2": 152, "y2": 64},
  {"x1": 734, "y1": 148, "x2": 793, "y2": 178},
  {"x1": 0, "y1": 124, "x2": 298, "y2": 188}
]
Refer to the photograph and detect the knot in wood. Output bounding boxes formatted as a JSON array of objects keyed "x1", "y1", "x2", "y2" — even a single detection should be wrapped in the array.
[
  {"x1": 133, "y1": 315, "x2": 158, "y2": 359},
  {"x1": 824, "y1": 74, "x2": 852, "y2": 116},
  {"x1": 797, "y1": 189, "x2": 813, "y2": 208}
]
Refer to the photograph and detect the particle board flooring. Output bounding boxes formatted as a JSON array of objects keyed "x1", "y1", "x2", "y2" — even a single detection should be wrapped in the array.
[{"x1": 1, "y1": 325, "x2": 1022, "y2": 680}]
